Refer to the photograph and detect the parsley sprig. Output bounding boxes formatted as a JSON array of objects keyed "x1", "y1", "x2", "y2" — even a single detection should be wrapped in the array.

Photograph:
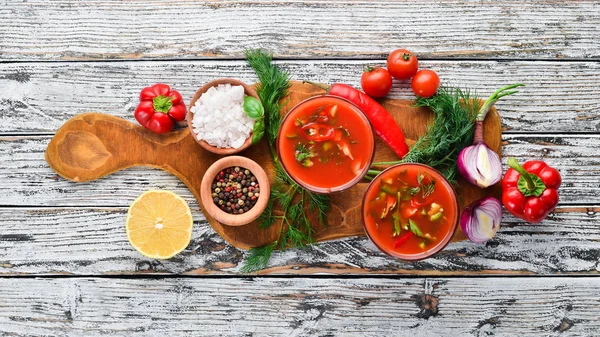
[{"x1": 241, "y1": 50, "x2": 330, "y2": 273}]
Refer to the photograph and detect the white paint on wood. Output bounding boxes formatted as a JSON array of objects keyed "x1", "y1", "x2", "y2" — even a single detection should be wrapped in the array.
[
  {"x1": 1, "y1": 0, "x2": 598, "y2": 330},
  {"x1": 1, "y1": 60, "x2": 600, "y2": 133},
  {"x1": 0, "y1": 277, "x2": 597, "y2": 336},
  {"x1": 1, "y1": 0, "x2": 599, "y2": 60},
  {"x1": 0, "y1": 206, "x2": 597, "y2": 275}
]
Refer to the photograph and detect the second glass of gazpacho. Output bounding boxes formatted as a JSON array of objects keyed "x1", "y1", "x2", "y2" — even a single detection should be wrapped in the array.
[
  {"x1": 362, "y1": 163, "x2": 459, "y2": 261},
  {"x1": 277, "y1": 95, "x2": 375, "y2": 194}
]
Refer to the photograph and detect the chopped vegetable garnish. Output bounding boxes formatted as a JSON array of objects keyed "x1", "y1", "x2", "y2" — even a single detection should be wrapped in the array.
[
  {"x1": 363, "y1": 164, "x2": 456, "y2": 256},
  {"x1": 409, "y1": 219, "x2": 423, "y2": 237},
  {"x1": 278, "y1": 96, "x2": 375, "y2": 192},
  {"x1": 430, "y1": 212, "x2": 443, "y2": 221}
]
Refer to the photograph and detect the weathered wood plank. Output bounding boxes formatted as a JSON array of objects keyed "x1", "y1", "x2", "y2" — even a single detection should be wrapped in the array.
[
  {"x1": 0, "y1": 206, "x2": 598, "y2": 275},
  {"x1": 0, "y1": 277, "x2": 598, "y2": 336},
  {"x1": 1, "y1": 60, "x2": 600, "y2": 133},
  {"x1": 0, "y1": 134, "x2": 597, "y2": 207},
  {"x1": 1, "y1": 0, "x2": 599, "y2": 61}
]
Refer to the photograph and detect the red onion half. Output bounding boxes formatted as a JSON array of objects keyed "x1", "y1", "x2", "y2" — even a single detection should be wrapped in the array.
[
  {"x1": 458, "y1": 84, "x2": 524, "y2": 189},
  {"x1": 460, "y1": 196, "x2": 502, "y2": 244},
  {"x1": 457, "y1": 141, "x2": 502, "y2": 188}
]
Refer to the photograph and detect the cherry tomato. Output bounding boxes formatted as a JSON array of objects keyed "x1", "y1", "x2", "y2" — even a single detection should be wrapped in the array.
[
  {"x1": 411, "y1": 70, "x2": 440, "y2": 98},
  {"x1": 361, "y1": 66, "x2": 393, "y2": 98},
  {"x1": 387, "y1": 49, "x2": 419, "y2": 80}
]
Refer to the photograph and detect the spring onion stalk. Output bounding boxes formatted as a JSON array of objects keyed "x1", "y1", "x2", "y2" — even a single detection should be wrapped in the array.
[
  {"x1": 457, "y1": 84, "x2": 524, "y2": 188},
  {"x1": 460, "y1": 196, "x2": 502, "y2": 243}
]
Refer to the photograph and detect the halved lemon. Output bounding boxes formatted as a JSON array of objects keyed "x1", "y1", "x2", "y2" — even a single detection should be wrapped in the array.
[{"x1": 126, "y1": 190, "x2": 193, "y2": 259}]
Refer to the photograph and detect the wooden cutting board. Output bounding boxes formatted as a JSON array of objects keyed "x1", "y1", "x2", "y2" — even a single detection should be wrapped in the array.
[{"x1": 45, "y1": 81, "x2": 501, "y2": 250}]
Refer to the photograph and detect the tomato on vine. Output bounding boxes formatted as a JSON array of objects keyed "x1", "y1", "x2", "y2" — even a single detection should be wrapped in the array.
[
  {"x1": 361, "y1": 66, "x2": 393, "y2": 98},
  {"x1": 387, "y1": 49, "x2": 419, "y2": 80}
]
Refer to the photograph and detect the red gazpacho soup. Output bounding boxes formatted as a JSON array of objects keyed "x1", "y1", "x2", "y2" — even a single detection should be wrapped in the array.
[
  {"x1": 362, "y1": 163, "x2": 458, "y2": 260},
  {"x1": 277, "y1": 95, "x2": 375, "y2": 193}
]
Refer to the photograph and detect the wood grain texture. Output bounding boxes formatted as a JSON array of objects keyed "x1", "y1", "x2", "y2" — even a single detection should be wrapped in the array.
[
  {"x1": 0, "y1": 277, "x2": 599, "y2": 336},
  {"x1": 43, "y1": 82, "x2": 500, "y2": 249},
  {"x1": 0, "y1": 206, "x2": 598, "y2": 275},
  {"x1": 1, "y1": 60, "x2": 600, "y2": 134},
  {"x1": 0, "y1": 134, "x2": 595, "y2": 207},
  {"x1": 1, "y1": 0, "x2": 599, "y2": 61}
]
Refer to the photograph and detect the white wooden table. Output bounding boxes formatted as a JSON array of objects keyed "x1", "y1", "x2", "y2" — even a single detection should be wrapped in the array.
[{"x1": 1, "y1": 1, "x2": 600, "y2": 335}]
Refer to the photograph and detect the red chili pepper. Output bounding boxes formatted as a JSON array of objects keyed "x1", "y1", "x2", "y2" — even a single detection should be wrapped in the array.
[
  {"x1": 301, "y1": 122, "x2": 335, "y2": 142},
  {"x1": 502, "y1": 158, "x2": 561, "y2": 223},
  {"x1": 134, "y1": 83, "x2": 186, "y2": 134},
  {"x1": 393, "y1": 232, "x2": 413, "y2": 248},
  {"x1": 328, "y1": 83, "x2": 409, "y2": 159}
]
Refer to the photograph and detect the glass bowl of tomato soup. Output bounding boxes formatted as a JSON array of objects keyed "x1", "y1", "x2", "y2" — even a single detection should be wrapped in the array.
[
  {"x1": 361, "y1": 163, "x2": 459, "y2": 261},
  {"x1": 277, "y1": 95, "x2": 375, "y2": 194}
]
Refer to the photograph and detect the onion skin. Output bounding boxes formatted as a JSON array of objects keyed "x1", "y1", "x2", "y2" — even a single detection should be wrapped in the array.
[
  {"x1": 457, "y1": 141, "x2": 502, "y2": 188},
  {"x1": 460, "y1": 197, "x2": 502, "y2": 244}
]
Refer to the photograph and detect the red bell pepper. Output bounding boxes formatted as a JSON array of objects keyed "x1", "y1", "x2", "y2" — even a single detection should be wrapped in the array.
[
  {"x1": 502, "y1": 158, "x2": 561, "y2": 223},
  {"x1": 134, "y1": 83, "x2": 186, "y2": 134}
]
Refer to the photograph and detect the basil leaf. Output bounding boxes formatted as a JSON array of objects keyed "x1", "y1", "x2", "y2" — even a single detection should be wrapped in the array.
[
  {"x1": 243, "y1": 96, "x2": 264, "y2": 119},
  {"x1": 251, "y1": 120, "x2": 265, "y2": 144},
  {"x1": 252, "y1": 129, "x2": 264, "y2": 144}
]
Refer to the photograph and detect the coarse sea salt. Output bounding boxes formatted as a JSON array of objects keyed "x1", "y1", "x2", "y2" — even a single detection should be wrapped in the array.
[{"x1": 191, "y1": 84, "x2": 254, "y2": 148}]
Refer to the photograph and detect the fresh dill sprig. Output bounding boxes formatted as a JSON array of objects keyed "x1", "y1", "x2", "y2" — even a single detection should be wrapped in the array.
[
  {"x1": 244, "y1": 49, "x2": 291, "y2": 157},
  {"x1": 406, "y1": 87, "x2": 480, "y2": 183},
  {"x1": 257, "y1": 197, "x2": 275, "y2": 230},
  {"x1": 417, "y1": 172, "x2": 436, "y2": 198},
  {"x1": 306, "y1": 189, "x2": 330, "y2": 227},
  {"x1": 241, "y1": 49, "x2": 330, "y2": 273},
  {"x1": 240, "y1": 242, "x2": 277, "y2": 274},
  {"x1": 369, "y1": 86, "x2": 480, "y2": 184}
]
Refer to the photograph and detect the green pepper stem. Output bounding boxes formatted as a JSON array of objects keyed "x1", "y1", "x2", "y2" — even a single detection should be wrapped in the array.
[
  {"x1": 476, "y1": 84, "x2": 524, "y2": 122},
  {"x1": 507, "y1": 157, "x2": 535, "y2": 190},
  {"x1": 367, "y1": 169, "x2": 381, "y2": 177},
  {"x1": 371, "y1": 161, "x2": 401, "y2": 166},
  {"x1": 153, "y1": 95, "x2": 173, "y2": 114}
]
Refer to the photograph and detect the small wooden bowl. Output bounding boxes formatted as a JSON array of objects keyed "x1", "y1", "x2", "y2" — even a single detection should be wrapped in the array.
[
  {"x1": 187, "y1": 78, "x2": 259, "y2": 155},
  {"x1": 200, "y1": 156, "x2": 270, "y2": 227}
]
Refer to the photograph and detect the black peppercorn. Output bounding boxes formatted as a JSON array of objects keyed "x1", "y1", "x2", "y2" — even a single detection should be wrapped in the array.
[{"x1": 211, "y1": 166, "x2": 260, "y2": 215}]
